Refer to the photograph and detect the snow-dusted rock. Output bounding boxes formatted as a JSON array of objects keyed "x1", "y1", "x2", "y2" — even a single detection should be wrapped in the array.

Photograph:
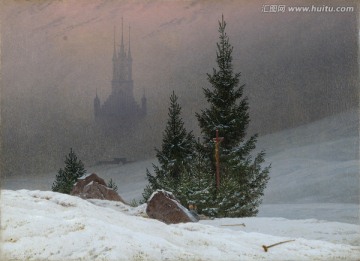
[
  {"x1": 146, "y1": 190, "x2": 198, "y2": 224},
  {"x1": 71, "y1": 173, "x2": 125, "y2": 203}
]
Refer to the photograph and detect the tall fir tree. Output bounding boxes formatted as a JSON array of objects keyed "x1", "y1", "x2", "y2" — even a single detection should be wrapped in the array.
[
  {"x1": 142, "y1": 91, "x2": 196, "y2": 201},
  {"x1": 52, "y1": 148, "x2": 86, "y2": 194},
  {"x1": 196, "y1": 15, "x2": 270, "y2": 217}
]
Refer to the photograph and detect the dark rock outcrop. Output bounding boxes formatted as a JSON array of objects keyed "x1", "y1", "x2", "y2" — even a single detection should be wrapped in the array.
[
  {"x1": 146, "y1": 190, "x2": 198, "y2": 224},
  {"x1": 71, "y1": 173, "x2": 125, "y2": 203}
]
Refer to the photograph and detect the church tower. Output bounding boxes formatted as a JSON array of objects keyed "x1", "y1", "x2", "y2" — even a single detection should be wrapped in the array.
[{"x1": 94, "y1": 19, "x2": 146, "y2": 128}]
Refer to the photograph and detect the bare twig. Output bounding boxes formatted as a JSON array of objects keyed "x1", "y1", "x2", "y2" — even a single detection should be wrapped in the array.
[
  {"x1": 262, "y1": 240, "x2": 295, "y2": 252},
  {"x1": 221, "y1": 223, "x2": 246, "y2": 227}
]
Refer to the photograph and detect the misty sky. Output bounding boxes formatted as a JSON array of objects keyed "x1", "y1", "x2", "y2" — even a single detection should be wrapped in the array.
[{"x1": 1, "y1": 0, "x2": 358, "y2": 176}]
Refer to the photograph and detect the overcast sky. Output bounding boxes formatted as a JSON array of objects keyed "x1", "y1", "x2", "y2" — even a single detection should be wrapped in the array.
[{"x1": 1, "y1": 0, "x2": 358, "y2": 175}]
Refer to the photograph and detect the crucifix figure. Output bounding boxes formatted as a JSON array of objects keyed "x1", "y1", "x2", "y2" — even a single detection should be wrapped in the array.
[{"x1": 213, "y1": 129, "x2": 224, "y2": 190}]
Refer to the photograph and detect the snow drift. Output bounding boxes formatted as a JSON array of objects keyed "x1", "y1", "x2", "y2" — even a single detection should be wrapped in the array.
[{"x1": 1, "y1": 189, "x2": 359, "y2": 260}]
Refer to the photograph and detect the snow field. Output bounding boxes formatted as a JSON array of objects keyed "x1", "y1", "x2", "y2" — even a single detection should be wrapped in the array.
[{"x1": 1, "y1": 189, "x2": 359, "y2": 261}]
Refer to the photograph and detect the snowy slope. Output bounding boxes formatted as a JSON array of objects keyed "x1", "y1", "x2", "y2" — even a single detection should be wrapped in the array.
[
  {"x1": 254, "y1": 109, "x2": 359, "y2": 224},
  {"x1": 257, "y1": 109, "x2": 359, "y2": 204},
  {"x1": 1, "y1": 189, "x2": 359, "y2": 261}
]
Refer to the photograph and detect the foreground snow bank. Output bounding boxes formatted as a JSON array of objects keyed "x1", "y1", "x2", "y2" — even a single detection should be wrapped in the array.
[
  {"x1": 1, "y1": 190, "x2": 359, "y2": 261},
  {"x1": 201, "y1": 218, "x2": 360, "y2": 247}
]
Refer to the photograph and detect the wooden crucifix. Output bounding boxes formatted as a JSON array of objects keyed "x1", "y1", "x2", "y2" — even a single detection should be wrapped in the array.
[{"x1": 213, "y1": 129, "x2": 224, "y2": 190}]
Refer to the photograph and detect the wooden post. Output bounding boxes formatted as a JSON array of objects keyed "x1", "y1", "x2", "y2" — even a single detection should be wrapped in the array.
[{"x1": 213, "y1": 129, "x2": 224, "y2": 190}]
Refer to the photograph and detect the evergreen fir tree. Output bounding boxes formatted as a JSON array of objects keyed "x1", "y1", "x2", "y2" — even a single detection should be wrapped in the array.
[
  {"x1": 142, "y1": 91, "x2": 195, "y2": 202},
  {"x1": 196, "y1": 15, "x2": 270, "y2": 217},
  {"x1": 52, "y1": 148, "x2": 86, "y2": 194},
  {"x1": 107, "y1": 178, "x2": 118, "y2": 192}
]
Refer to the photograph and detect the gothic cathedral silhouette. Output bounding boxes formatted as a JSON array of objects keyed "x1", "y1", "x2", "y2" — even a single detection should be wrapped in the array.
[{"x1": 94, "y1": 19, "x2": 146, "y2": 130}]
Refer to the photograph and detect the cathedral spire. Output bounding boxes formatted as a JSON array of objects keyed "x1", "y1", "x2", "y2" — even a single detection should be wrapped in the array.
[
  {"x1": 128, "y1": 25, "x2": 132, "y2": 60},
  {"x1": 112, "y1": 26, "x2": 117, "y2": 60},
  {"x1": 127, "y1": 24, "x2": 133, "y2": 81},
  {"x1": 94, "y1": 89, "x2": 101, "y2": 118},
  {"x1": 112, "y1": 26, "x2": 118, "y2": 85},
  {"x1": 120, "y1": 17, "x2": 125, "y2": 57},
  {"x1": 121, "y1": 17, "x2": 124, "y2": 45}
]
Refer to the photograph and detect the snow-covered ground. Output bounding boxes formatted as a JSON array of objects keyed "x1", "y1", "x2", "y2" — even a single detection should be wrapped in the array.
[
  {"x1": 1, "y1": 109, "x2": 359, "y2": 260},
  {"x1": 1, "y1": 189, "x2": 359, "y2": 260},
  {"x1": 258, "y1": 109, "x2": 359, "y2": 205}
]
